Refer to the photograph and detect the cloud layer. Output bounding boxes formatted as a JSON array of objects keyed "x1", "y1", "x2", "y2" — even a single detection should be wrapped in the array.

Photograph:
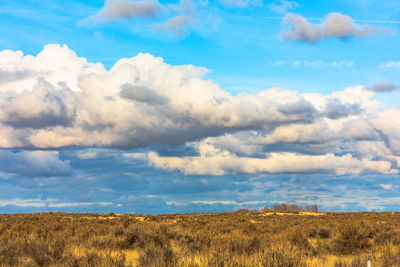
[
  {"x1": 1, "y1": 44, "x2": 400, "y2": 176},
  {"x1": 281, "y1": 12, "x2": 390, "y2": 42}
]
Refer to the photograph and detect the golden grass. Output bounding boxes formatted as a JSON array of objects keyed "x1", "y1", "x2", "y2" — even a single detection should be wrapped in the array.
[
  {"x1": 124, "y1": 250, "x2": 140, "y2": 266},
  {"x1": 135, "y1": 216, "x2": 145, "y2": 222},
  {"x1": 305, "y1": 255, "x2": 355, "y2": 266},
  {"x1": 299, "y1": 212, "x2": 325, "y2": 216},
  {"x1": 71, "y1": 245, "x2": 139, "y2": 266}
]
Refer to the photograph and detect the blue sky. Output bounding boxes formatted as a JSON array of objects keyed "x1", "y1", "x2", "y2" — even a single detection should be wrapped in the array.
[{"x1": 0, "y1": 0, "x2": 400, "y2": 213}]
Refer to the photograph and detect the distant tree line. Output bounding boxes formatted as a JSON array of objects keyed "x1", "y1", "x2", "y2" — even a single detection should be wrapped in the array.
[{"x1": 262, "y1": 203, "x2": 318, "y2": 213}]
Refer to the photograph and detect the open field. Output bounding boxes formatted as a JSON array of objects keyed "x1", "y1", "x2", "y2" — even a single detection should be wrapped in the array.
[{"x1": 1, "y1": 212, "x2": 400, "y2": 266}]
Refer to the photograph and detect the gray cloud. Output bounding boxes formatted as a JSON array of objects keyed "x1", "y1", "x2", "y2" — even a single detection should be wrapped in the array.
[
  {"x1": 120, "y1": 83, "x2": 167, "y2": 105},
  {"x1": 323, "y1": 98, "x2": 362, "y2": 119},
  {"x1": 281, "y1": 12, "x2": 390, "y2": 42},
  {"x1": 82, "y1": 0, "x2": 199, "y2": 36},
  {"x1": 368, "y1": 81, "x2": 400, "y2": 92},
  {"x1": 154, "y1": 0, "x2": 198, "y2": 36},
  {"x1": 0, "y1": 69, "x2": 35, "y2": 85},
  {"x1": 278, "y1": 99, "x2": 318, "y2": 120},
  {"x1": 156, "y1": 14, "x2": 193, "y2": 36},
  {"x1": 0, "y1": 150, "x2": 73, "y2": 177},
  {"x1": 0, "y1": 78, "x2": 75, "y2": 129},
  {"x1": 87, "y1": 0, "x2": 161, "y2": 22}
]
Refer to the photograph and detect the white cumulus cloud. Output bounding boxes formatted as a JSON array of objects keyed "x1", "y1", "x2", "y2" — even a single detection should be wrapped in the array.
[{"x1": 1, "y1": 44, "x2": 400, "y2": 176}]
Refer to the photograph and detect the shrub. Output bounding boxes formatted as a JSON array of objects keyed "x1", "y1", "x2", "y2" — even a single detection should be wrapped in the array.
[
  {"x1": 334, "y1": 256, "x2": 366, "y2": 267},
  {"x1": 334, "y1": 223, "x2": 372, "y2": 255},
  {"x1": 308, "y1": 228, "x2": 317, "y2": 238},
  {"x1": 138, "y1": 245, "x2": 177, "y2": 267},
  {"x1": 119, "y1": 226, "x2": 142, "y2": 249},
  {"x1": 0, "y1": 242, "x2": 20, "y2": 266},
  {"x1": 261, "y1": 246, "x2": 305, "y2": 267},
  {"x1": 288, "y1": 229, "x2": 310, "y2": 251},
  {"x1": 318, "y1": 228, "x2": 331, "y2": 239},
  {"x1": 24, "y1": 240, "x2": 52, "y2": 266},
  {"x1": 374, "y1": 231, "x2": 396, "y2": 245}
]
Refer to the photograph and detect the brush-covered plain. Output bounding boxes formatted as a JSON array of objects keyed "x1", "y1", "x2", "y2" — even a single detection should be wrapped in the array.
[{"x1": 1, "y1": 212, "x2": 400, "y2": 266}]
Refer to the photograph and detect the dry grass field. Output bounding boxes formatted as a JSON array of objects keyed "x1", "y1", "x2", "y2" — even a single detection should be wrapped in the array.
[{"x1": 1, "y1": 211, "x2": 400, "y2": 266}]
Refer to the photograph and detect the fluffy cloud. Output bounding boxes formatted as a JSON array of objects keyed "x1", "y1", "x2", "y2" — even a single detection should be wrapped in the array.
[
  {"x1": 148, "y1": 85, "x2": 400, "y2": 175},
  {"x1": 1, "y1": 44, "x2": 400, "y2": 176},
  {"x1": 147, "y1": 111, "x2": 400, "y2": 175},
  {"x1": 0, "y1": 78, "x2": 76, "y2": 129},
  {"x1": 0, "y1": 44, "x2": 329, "y2": 148},
  {"x1": 281, "y1": 12, "x2": 390, "y2": 42}
]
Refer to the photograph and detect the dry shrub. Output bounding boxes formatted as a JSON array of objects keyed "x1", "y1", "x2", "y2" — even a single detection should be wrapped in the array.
[
  {"x1": 288, "y1": 228, "x2": 312, "y2": 253},
  {"x1": 246, "y1": 236, "x2": 261, "y2": 255},
  {"x1": 138, "y1": 245, "x2": 177, "y2": 267},
  {"x1": 334, "y1": 256, "x2": 366, "y2": 267},
  {"x1": 261, "y1": 245, "x2": 305, "y2": 267},
  {"x1": 71, "y1": 251, "x2": 125, "y2": 267},
  {"x1": 24, "y1": 240, "x2": 53, "y2": 266},
  {"x1": 226, "y1": 236, "x2": 261, "y2": 255},
  {"x1": 308, "y1": 228, "x2": 317, "y2": 238},
  {"x1": 0, "y1": 242, "x2": 21, "y2": 266},
  {"x1": 334, "y1": 222, "x2": 373, "y2": 255},
  {"x1": 374, "y1": 231, "x2": 396, "y2": 245},
  {"x1": 318, "y1": 228, "x2": 331, "y2": 239},
  {"x1": 120, "y1": 226, "x2": 143, "y2": 249},
  {"x1": 206, "y1": 248, "x2": 232, "y2": 267}
]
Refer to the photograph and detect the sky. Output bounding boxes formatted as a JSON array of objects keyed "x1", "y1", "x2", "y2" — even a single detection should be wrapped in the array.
[{"x1": 0, "y1": 0, "x2": 400, "y2": 213}]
